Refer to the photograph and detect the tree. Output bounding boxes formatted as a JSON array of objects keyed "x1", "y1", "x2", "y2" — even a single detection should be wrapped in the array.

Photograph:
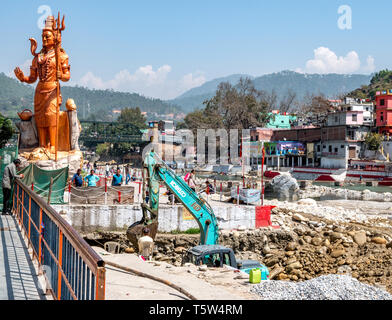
[
  {"x1": 96, "y1": 143, "x2": 110, "y2": 156},
  {"x1": 0, "y1": 113, "x2": 13, "y2": 148},
  {"x1": 175, "y1": 121, "x2": 187, "y2": 130},
  {"x1": 185, "y1": 77, "x2": 271, "y2": 131},
  {"x1": 118, "y1": 107, "x2": 148, "y2": 129},
  {"x1": 365, "y1": 133, "x2": 383, "y2": 151},
  {"x1": 279, "y1": 89, "x2": 297, "y2": 113}
]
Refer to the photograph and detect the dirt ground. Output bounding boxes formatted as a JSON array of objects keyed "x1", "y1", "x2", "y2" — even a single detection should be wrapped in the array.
[{"x1": 85, "y1": 198, "x2": 392, "y2": 298}]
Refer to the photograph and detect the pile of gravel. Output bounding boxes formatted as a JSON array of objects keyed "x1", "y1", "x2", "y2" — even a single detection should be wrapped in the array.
[{"x1": 251, "y1": 275, "x2": 392, "y2": 300}]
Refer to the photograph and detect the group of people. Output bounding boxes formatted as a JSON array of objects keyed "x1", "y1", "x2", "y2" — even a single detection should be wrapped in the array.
[
  {"x1": 183, "y1": 169, "x2": 215, "y2": 194},
  {"x1": 71, "y1": 166, "x2": 139, "y2": 188}
]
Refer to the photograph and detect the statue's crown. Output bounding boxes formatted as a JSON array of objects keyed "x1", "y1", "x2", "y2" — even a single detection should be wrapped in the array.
[{"x1": 43, "y1": 16, "x2": 55, "y2": 32}]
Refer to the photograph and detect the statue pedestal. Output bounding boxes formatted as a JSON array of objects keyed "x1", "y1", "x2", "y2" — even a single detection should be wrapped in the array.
[{"x1": 19, "y1": 148, "x2": 83, "y2": 173}]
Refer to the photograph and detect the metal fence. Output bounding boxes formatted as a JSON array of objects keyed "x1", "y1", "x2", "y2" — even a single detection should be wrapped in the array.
[{"x1": 12, "y1": 179, "x2": 105, "y2": 300}]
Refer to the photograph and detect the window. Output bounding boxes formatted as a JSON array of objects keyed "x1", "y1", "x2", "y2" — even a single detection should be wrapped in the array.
[
  {"x1": 223, "y1": 253, "x2": 231, "y2": 266},
  {"x1": 352, "y1": 114, "x2": 357, "y2": 122},
  {"x1": 335, "y1": 148, "x2": 338, "y2": 153},
  {"x1": 335, "y1": 116, "x2": 338, "y2": 123},
  {"x1": 380, "y1": 99, "x2": 385, "y2": 106},
  {"x1": 341, "y1": 145, "x2": 344, "y2": 148},
  {"x1": 317, "y1": 145, "x2": 321, "y2": 152},
  {"x1": 202, "y1": 253, "x2": 221, "y2": 267},
  {"x1": 329, "y1": 146, "x2": 332, "y2": 152},
  {"x1": 323, "y1": 145, "x2": 326, "y2": 149}
]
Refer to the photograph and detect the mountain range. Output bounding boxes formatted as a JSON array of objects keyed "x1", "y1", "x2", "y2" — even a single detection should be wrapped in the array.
[
  {"x1": 0, "y1": 70, "x2": 375, "y2": 120},
  {"x1": 0, "y1": 72, "x2": 181, "y2": 121},
  {"x1": 169, "y1": 71, "x2": 373, "y2": 113}
]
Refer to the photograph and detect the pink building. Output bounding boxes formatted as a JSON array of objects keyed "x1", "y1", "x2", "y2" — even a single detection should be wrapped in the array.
[
  {"x1": 250, "y1": 128, "x2": 274, "y2": 142},
  {"x1": 326, "y1": 110, "x2": 364, "y2": 126}
]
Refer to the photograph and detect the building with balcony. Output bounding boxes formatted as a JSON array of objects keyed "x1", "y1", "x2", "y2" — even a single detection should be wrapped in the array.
[
  {"x1": 343, "y1": 97, "x2": 374, "y2": 125},
  {"x1": 326, "y1": 110, "x2": 364, "y2": 127},
  {"x1": 375, "y1": 90, "x2": 392, "y2": 135}
]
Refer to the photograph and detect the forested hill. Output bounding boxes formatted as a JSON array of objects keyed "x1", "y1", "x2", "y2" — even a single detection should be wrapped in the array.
[
  {"x1": 348, "y1": 70, "x2": 392, "y2": 99},
  {"x1": 170, "y1": 71, "x2": 373, "y2": 113},
  {"x1": 0, "y1": 72, "x2": 182, "y2": 120}
]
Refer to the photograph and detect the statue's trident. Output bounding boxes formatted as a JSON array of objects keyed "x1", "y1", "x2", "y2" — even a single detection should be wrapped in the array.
[{"x1": 54, "y1": 12, "x2": 65, "y2": 162}]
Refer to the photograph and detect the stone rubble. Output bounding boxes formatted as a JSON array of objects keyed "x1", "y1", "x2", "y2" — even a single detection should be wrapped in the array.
[{"x1": 251, "y1": 275, "x2": 392, "y2": 300}]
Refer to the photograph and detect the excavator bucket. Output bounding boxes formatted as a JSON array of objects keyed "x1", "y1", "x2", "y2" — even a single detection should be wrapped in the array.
[{"x1": 126, "y1": 220, "x2": 158, "y2": 251}]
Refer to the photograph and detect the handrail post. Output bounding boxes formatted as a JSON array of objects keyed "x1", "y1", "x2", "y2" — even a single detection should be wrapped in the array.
[
  {"x1": 39, "y1": 208, "x2": 43, "y2": 266},
  {"x1": 95, "y1": 267, "x2": 106, "y2": 300},
  {"x1": 21, "y1": 189, "x2": 24, "y2": 227},
  {"x1": 57, "y1": 230, "x2": 63, "y2": 300},
  {"x1": 28, "y1": 196, "x2": 31, "y2": 242}
]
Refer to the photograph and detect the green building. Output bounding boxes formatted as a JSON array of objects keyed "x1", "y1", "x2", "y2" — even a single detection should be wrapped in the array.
[{"x1": 266, "y1": 113, "x2": 297, "y2": 129}]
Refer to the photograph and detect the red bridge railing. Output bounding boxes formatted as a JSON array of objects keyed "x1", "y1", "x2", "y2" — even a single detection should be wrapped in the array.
[{"x1": 12, "y1": 179, "x2": 105, "y2": 300}]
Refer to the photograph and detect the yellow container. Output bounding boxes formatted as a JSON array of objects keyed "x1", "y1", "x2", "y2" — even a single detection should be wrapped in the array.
[{"x1": 249, "y1": 268, "x2": 261, "y2": 284}]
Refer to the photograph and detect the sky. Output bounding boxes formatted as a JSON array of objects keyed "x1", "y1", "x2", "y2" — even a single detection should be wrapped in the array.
[{"x1": 0, "y1": 0, "x2": 390, "y2": 100}]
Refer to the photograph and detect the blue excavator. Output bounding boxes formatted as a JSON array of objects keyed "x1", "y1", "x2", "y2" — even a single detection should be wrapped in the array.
[
  {"x1": 126, "y1": 150, "x2": 269, "y2": 279},
  {"x1": 126, "y1": 150, "x2": 219, "y2": 247}
]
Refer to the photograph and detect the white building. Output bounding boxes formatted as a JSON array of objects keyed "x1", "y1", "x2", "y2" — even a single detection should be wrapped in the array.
[{"x1": 343, "y1": 97, "x2": 374, "y2": 126}]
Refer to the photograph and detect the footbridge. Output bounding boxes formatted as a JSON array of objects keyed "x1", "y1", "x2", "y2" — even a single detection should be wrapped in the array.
[{"x1": 0, "y1": 179, "x2": 106, "y2": 300}]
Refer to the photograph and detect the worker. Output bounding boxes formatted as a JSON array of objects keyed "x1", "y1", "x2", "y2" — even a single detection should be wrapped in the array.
[
  {"x1": 112, "y1": 168, "x2": 123, "y2": 186},
  {"x1": 2, "y1": 159, "x2": 24, "y2": 215},
  {"x1": 71, "y1": 169, "x2": 83, "y2": 187},
  {"x1": 138, "y1": 227, "x2": 154, "y2": 261},
  {"x1": 188, "y1": 169, "x2": 197, "y2": 192},
  {"x1": 205, "y1": 180, "x2": 215, "y2": 194},
  {"x1": 85, "y1": 170, "x2": 100, "y2": 187},
  {"x1": 105, "y1": 163, "x2": 109, "y2": 177}
]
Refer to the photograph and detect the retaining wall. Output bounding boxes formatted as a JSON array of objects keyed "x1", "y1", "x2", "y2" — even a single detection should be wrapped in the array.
[{"x1": 53, "y1": 204, "x2": 258, "y2": 233}]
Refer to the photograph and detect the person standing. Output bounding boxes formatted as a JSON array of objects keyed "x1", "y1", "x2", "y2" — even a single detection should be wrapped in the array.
[
  {"x1": 85, "y1": 170, "x2": 100, "y2": 187},
  {"x1": 2, "y1": 159, "x2": 24, "y2": 215},
  {"x1": 105, "y1": 163, "x2": 109, "y2": 177},
  {"x1": 125, "y1": 165, "x2": 131, "y2": 185},
  {"x1": 188, "y1": 169, "x2": 197, "y2": 192},
  {"x1": 71, "y1": 169, "x2": 83, "y2": 187},
  {"x1": 138, "y1": 228, "x2": 154, "y2": 261},
  {"x1": 112, "y1": 169, "x2": 123, "y2": 186}
]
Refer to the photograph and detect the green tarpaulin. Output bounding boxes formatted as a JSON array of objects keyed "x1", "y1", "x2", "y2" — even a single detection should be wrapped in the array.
[
  {"x1": 0, "y1": 143, "x2": 18, "y2": 210},
  {"x1": 19, "y1": 164, "x2": 69, "y2": 204}
]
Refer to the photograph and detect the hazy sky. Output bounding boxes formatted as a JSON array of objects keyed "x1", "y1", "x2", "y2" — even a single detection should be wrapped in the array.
[{"x1": 0, "y1": 0, "x2": 389, "y2": 99}]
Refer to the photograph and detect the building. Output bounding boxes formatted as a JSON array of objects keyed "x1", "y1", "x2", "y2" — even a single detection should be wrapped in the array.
[
  {"x1": 375, "y1": 90, "x2": 392, "y2": 135},
  {"x1": 326, "y1": 110, "x2": 364, "y2": 127},
  {"x1": 343, "y1": 97, "x2": 374, "y2": 125},
  {"x1": 266, "y1": 111, "x2": 297, "y2": 129},
  {"x1": 158, "y1": 120, "x2": 175, "y2": 135}
]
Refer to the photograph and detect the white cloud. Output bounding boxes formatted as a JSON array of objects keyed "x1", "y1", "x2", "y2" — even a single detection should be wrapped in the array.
[
  {"x1": 363, "y1": 55, "x2": 376, "y2": 73},
  {"x1": 77, "y1": 65, "x2": 206, "y2": 100},
  {"x1": 8, "y1": 59, "x2": 32, "y2": 78},
  {"x1": 298, "y1": 47, "x2": 375, "y2": 74}
]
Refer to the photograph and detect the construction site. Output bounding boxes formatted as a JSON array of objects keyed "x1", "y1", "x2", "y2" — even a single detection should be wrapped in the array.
[{"x1": 2, "y1": 3, "x2": 392, "y2": 306}]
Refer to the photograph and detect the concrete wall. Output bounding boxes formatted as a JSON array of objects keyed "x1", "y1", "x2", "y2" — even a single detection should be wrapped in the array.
[{"x1": 54, "y1": 204, "x2": 257, "y2": 234}]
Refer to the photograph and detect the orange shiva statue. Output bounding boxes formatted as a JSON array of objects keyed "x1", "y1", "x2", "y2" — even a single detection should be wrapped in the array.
[{"x1": 14, "y1": 15, "x2": 70, "y2": 154}]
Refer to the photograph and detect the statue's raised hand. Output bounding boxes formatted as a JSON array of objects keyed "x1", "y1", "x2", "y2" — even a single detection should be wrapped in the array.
[{"x1": 14, "y1": 67, "x2": 26, "y2": 82}]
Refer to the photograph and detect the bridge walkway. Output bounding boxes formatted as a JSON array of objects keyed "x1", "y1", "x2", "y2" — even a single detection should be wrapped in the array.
[{"x1": 0, "y1": 215, "x2": 46, "y2": 300}]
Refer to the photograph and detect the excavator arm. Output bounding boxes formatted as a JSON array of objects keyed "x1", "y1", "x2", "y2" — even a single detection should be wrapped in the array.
[{"x1": 127, "y1": 151, "x2": 219, "y2": 248}]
